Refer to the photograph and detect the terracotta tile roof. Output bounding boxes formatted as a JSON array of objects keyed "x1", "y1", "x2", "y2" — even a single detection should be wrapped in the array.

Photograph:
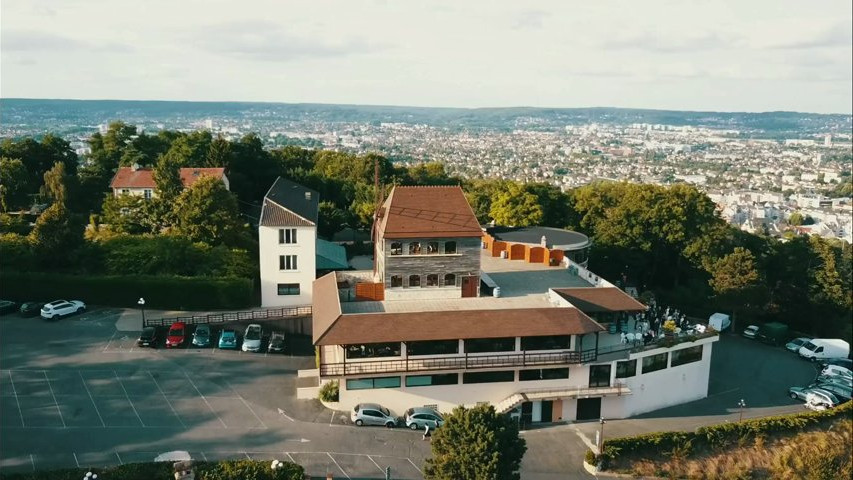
[
  {"x1": 552, "y1": 287, "x2": 647, "y2": 313},
  {"x1": 109, "y1": 167, "x2": 225, "y2": 189},
  {"x1": 315, "y1": 307, "x2": 605, "y2": 346},
  {"x1": 377, "y1": 186, "x2": 483, "y2": 239},
  {"x1": 109, "y1": 167, "x2": 156, "y2": 189}
]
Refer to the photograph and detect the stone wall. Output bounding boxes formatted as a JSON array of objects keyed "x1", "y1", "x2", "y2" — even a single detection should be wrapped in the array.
[{"x1": 381, "y1": 237, "x2": 482, "y2": 288}]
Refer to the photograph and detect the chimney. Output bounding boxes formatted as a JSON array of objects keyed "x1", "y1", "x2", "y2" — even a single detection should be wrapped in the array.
[
  {"x1": 305, "y1": 191, "x2": 312, "y2": 201},
  {"x1": 131, "y1": 163, "x2": 140, "y2": 171},
  {"x1": 541, "y1": 235, "x2": 547, "y2": 247},
  {"x1": 193, "y1": 170, "x2": 200, "y2": 176}
]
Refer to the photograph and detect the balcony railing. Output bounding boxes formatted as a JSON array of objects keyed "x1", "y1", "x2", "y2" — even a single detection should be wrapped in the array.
[{"x1": 319, "y1": 349, "x2": 598, "y2": 377}]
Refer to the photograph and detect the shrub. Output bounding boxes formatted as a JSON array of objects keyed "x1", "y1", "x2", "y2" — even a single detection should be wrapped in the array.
[
  {"x1": 0, "y1": 460, "x2": 305, "y2": 480},
  {"x1": 319, "y1": 380, "x2": 339, "y2": 402},
  {"x1": 585, "y1": 449, "x2": 599, "y2": 466},
  {"x1": 0, "y1": 271, "x2": 253, "y2": 310}
]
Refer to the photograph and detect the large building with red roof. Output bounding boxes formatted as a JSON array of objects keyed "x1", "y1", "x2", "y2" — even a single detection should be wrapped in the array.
[{"x1": 108, "y1": 166, "x2": 229, "y2": 199}]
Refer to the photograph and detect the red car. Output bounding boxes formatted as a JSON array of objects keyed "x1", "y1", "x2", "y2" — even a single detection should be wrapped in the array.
[{"x1": 166, "y1": 322, "x2": 187, "y2": 348}]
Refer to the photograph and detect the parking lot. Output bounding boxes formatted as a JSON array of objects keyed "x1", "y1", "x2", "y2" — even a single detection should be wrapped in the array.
[{"x1": 0, "y1": 309, "x2": 431, "y2": 479}]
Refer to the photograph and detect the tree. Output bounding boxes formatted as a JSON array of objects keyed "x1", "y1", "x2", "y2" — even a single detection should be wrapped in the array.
[
  {"x1": 28, "y1": 203, "x2": 84, "y2": 266},
  {"x1": 101, "y1": 194, "x2": 149, "y2": 234},
  {"x1": 173, "y1": 175, "x2": 242, "y2": 245},
  {"x1": 490, "y1": 182, "x2": 543, "y2": 227},
  {"x1": 709, "y1": 247, "x2": 762, "y2": 331},
  {"x1": 153, "y1": 154, "x2": 184, "y2": 203},
  {"x1": 788, "y1": 211, "x2": 804, "y2": 226},
  {"x1": 0, "y1": 157, "x2": 29, "y2": 211},
  {"x1": 318, "y1": 201, "x2": 347, "y2": 239},
  {"x1": 41, "y1": 162, "x2": 70, "y2": 206},
  {"x1": 424, "y1": 404, "x2": 526, "y2": 480}
]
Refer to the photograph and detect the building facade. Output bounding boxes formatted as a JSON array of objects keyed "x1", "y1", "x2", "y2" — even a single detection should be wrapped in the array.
[{"x1": 109, "y1": 166, "x2": 229, "y2": 198}]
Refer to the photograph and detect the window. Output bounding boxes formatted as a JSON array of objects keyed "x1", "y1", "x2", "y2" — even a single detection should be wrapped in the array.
[
  {"x1": 642, "y1": 353, "x2": 669, "y2": 374},
  {"x1": 345, "y1": 342, "x2": 402, "y2": 359},
  {"x1": 615, "y1": 360, "x2": 637, "y2": 379},
  {"x1": 390, "y1": 275, "x2": 402, "y2": 288},
  {"x1": 427, "y1": 241, "x2": 439, "y2": 254},
  {"x1": 465, "y1": 337, "x2": 516, "y2": 353},
  {"x1": 521, "y1": 335, "x2": 570, "y2": 351},
  {"x1": 406, "y1": 373, "x2": 459, "y2": 387},
  {"x1": 390, "y1": 242, "x2": 402, "y2": 255},
  {"x1": 408, "y1": 275, "x2": 421, "y2": 287},
  {"x1": 444, "y1": 241, "x2": 457, "y2": 254},
  {"x1": 277, "y1": 283, "x2": 300, "y2": 296},
  {"x1": 279, "y1": 228, "x2": 297, "y2": 244},
  {"x1": 589, "y1": 364, "x2": 611, "y2": 387},
  {"x1": 671, "y1": 345, "x2": 703, "y2": 367},
  {"x1": 407, "y1": 339, "x2": 459, "y2": 356},
  {"x1": 444, "y1": 274, "x2": 456, "y2": 287},
  {"x1": 345, "y1": 376, "x2": 401, "y2": 390},
  {"x1": 120, "y1": 189, "x2": 130, "y2": 195},
  {"x1": 408, "y1": 242, "x2": 421, "y2": 255},
  {"x1": 426, "y1": 274, "x2": 439, "y2": 287},
  {"x1": 520, "y1": 368, "x2": 569, "y2": 381},
  {"x1": 143, "y1": 189, "x2": 152, "y2": 199},
  {"x1": 279, "y1": 255, "x2": 298, "y2": 270},
  {"x1": 462, "y1": 370, "x2": 515, "y2": 384}
]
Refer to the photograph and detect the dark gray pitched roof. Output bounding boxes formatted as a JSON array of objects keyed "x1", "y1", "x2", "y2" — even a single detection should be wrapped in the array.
[{"x1": 260, "y1": 177, "x2": 319, "y2": 227}]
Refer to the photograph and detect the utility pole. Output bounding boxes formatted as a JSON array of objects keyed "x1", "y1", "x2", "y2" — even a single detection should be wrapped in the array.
[
  {"x1": 737, "y1": 399, "x2": 746, "y2": 422},
  {"x1": 598, "y1": 417, "x2": 606, "y2": 453}
]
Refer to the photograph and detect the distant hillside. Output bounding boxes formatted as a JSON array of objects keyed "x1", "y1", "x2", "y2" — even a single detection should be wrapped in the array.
[{"x1": 1, "y1": 98, "x2": 850, "y2": 136}]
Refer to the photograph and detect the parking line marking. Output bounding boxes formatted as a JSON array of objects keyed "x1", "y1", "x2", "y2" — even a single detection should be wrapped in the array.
[
  {"x1": 8, "y1": 371, "x2": 25, "y2": 427},
  {"x1": 367, "y1": 455, "x2": 384, "y2": 474},
  {"x1": 30, "y1": 454, "x2": 35, "y2": 471},
  {"x1": 115, "y1": 451, "x2": 123, "y2": 465},
  {"x1": 42, "y1": 371, "x2": 66, "y2": 428},
  {"x1": 243, "y1": 451, "x2": 251, "y2": 460},
  {"x1": 224, "y1": 380, "x2": 267, "y2": 429},
  {"x1": 182, "y1": 371, "x2": 227, "y2": 428},
  {"x1": 407, "y1": 457, "x2": 423, "y2": 474},
  {"x1": 327, "y1": 452, "x2": 351, "y2": 479},
  {"x1": 329, "y1": 410, "x2": 335, "y2": 426},
  {"x1": 78, "y1": 372, "x2": 106, "y2": 427},
  {"x1": 114, "y1": 371, "x2": 145, "y2": 427},
  {"x1": 147, "y1": 372, "x2": 186, "y2": 428},
  {"x1": 73, "y1": 452, "x2": 80, "y2": 468},
  {"x1": 285, "y1": 452, "x2": 295, "y2": 464},
  {"x1": 201, "y1": 452, "x2": 208, "y2": 461},
  {"x1": 102, "y1": 331, "x2": 118, "y2": 352}
]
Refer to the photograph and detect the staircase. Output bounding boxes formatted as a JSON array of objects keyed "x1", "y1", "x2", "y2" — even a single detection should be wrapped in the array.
[
  {"x1": 492, "y1": 383, "x2": 632, "y2": 414},
  {"x1": 494, "y1": 392, "x2": 529, "y2": 414}
]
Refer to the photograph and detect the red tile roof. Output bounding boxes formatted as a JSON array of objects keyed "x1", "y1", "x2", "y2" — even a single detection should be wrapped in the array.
[
  {"x1": 552, "y1": 287, "x2": 647, "y2": 313},
  {"x1": 110, "y1": 167, "x2": 225, "y2": 189},
  {"x1": 377, "y1": 186, "x2": 483, "y2": 239}
]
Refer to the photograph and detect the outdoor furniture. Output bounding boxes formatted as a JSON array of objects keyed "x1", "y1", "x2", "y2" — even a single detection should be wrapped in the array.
[{"x1": 626, "y1": 333, "x2": 636, "y2": 344}]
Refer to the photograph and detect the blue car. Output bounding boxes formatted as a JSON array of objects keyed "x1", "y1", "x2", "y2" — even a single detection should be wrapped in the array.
[{"x1": 218, "y1": 329, "x2": 238, "y2": 349}]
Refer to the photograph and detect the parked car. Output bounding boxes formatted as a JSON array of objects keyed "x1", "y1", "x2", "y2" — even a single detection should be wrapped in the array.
[
  {"x1": 821, "y1": 358, "x2": 853, "y2": 370},
  {"x1": 137, "y1": 326, "x2": 158, "y2": 348},
  {"x1": 19, "y1": 302, "x2": 44, "y2": 318},
  {"x1": 241, "y1": 324, "x2": 263, "y2": 352},
  {"x1": 821, "y1": 364, "x2": 853, "y2": 381},
  {"x1": 351, "y1": 403, "x2": 397, "y2": 428},
  {"x1": 405, "y1": 407, "x2": 444, "y2": 431},
  {"x1": 192, "y1": 324, "x2": 212, "y2": 347},
  {"x1": 789, "y1": 384, "x2": 826, "y2": 401},
  {"x1": 816, "y1": 382, "x2": 853, "y2": 402},
  {"x1": 785, "y1": 337, "x2": 812, "y2": 353},
  {"x1": 0, "y1": 300, "x2": 18, "y2": 315},
  {"x1": 268, "y1": 332, "x2": 286, "y2": 353},
  {"x1": 742, "y1": 325, "x2": 759, "y2": 339},
  {"x1": 40, "y1": 300, "x2": 86, "y2": 319},
  {"x1": 804, "y1": 390, "x2": 841, "y2": 411},
  {"x1": 165, "y1": 322, "x2": 187, "y2": 348},
  {"x1": 218, "y1": 329, "x2": 238, "y2": 349},
  {"x1": 757, "y1": 322, "x2": 789, "y2": 346},
  {"x1": 816, "y1": 374, "x2": 852, "y2": 389}
]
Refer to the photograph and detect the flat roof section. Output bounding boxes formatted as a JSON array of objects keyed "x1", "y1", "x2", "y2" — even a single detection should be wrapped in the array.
[
  {"x1": 552, "y1": 287, "x2": 646, "y2": 313},
  {"x1": 480, "y1": 250, "x2": 594, "y2": 296},
  {"x1": 487, "y1": 226, "x2": 590, "y2": 250}
]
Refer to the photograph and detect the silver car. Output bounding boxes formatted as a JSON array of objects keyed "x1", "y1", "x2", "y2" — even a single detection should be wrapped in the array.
[
  {"x1": 405, "y1": 407, "x2": 444, "y2": 431},
  {"x1": 351, "y1": 403, "x2": 397, "y2": 428}
]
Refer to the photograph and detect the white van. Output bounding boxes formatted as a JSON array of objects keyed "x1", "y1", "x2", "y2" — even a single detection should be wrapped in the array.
[
  {"x1": 799, "y1": 339, "x2": 851, "y2": 362},
  {"x1": 708, "y1": 313, "x2": 731, "y2": 331}
]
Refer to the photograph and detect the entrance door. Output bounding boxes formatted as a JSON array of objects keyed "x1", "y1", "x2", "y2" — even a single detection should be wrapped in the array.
[
  {"x1": 461, "y1": 275, "x2": 479, "y2": 298},
  {"x1": 519, "y1": 401, "x2": 533, "y2": 430},
  {"x1": 576, "y1": 398, "x2": 601, "y2": 421},
  {"x1": 541, "y1": 400, "x2": 553, "y2": 422}
]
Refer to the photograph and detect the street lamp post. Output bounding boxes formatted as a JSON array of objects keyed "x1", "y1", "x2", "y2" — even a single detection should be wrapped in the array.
[
  {"x1": 138, "y1": 297, "x2": 146, "y2": 327},
  {"x1": 737, "y1": 399, "x2": 746, "y2": 422},
  {"x1": 598, "y1": 417, "x2": 606, "y2": 453}
]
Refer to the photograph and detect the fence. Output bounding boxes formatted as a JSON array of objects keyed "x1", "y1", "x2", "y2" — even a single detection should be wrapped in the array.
[{"x1": 143, "y1": 305, "x2": 312, "y2": 328}]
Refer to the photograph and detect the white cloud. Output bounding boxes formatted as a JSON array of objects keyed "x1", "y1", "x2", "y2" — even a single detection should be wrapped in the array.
[{"x1": 0, "y1": 0, "x2": 850, "y2": 113}]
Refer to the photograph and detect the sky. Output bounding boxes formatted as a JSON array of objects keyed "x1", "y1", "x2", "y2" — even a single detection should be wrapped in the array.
[{"x1": 1, "y1": 0, "x2": 851, "y2": 114}]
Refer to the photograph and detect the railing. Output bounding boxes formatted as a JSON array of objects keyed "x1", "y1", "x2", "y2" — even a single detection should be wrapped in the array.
[
  {"x1": 319, "y1": 349, "x2": 599, "y2": 377},
  {"x1": 143, "y1": 305, "x2": 312, "y2": 327},
  {"x1": 494, "y1": 382, "x2": 631, "y2": 414}
]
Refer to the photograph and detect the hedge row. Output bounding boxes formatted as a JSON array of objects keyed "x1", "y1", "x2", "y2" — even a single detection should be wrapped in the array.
[
  {"x1": 594, "y1": 401, "x2": 853, "y2": 468},
  {"x1": 0, "y1": 460, "x2": 304, "y2": 480},
  {"x1": 0, "y1": 271, "x2": 254, "y2": 310}
]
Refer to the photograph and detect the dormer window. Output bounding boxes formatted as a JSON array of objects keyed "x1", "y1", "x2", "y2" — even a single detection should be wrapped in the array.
[
  {"x1": 427, "y1": 242, "x2": 439, "y2": 254},
  {"x1": 408, "y1": 242, "x2": 421, "y2": 255},
  {"x1": 390, "y1": 242, "x2": 402, "y2": 255},
  {"x1": 444, "y1": 241, "x2": 457, "y2": 254}
]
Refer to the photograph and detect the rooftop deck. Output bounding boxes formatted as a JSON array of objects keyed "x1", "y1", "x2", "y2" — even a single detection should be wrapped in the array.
[{"x1": 480, "y1": 250, "x2": 594, "y2": 296}]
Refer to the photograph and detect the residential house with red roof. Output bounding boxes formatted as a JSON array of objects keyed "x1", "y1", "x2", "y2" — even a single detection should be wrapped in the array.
[{"x1": 108, "y1": 165, "x2": 229, "y2": 199}]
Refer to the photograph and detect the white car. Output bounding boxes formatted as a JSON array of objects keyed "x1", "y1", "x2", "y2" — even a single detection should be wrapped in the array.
[
  {"x1": 742, "y1": 325, "x2": 759, "y2": 339},
  {"x1": 785, "y1": 337, "x2": 812, "y2": 353},
  {"x1": 40, "y1": 300, "x2": 86, "y2": 319},
  {"x1": 241, "y1": 324, "x2": 262, "y2": 352},
  {"x1": 821, "y1": 364, "x2": 853, "y2": 381}
]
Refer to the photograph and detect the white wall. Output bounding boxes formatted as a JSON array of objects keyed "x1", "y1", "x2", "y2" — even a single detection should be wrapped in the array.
[
  {"x1": 112, "y1": 187, "x2": 153, "y2": 198},
  {"x1": 384, "y1": 287, "x2": 461, "y2": 301},
  {"x1": 259, "y1": 225, "x2": 316, "y2": 307}
]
